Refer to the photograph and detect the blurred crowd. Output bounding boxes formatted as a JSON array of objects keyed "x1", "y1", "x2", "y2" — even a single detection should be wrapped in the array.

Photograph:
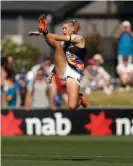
[
  {"x1": 115, "y1": 21, "x2": 133, "y2": 92},
  {"x1": 1, "y1": 20, "x2": 133, "y2": 110},
  {"x1": 1, "y1": 56, "x2": 67, "y2": 110}
]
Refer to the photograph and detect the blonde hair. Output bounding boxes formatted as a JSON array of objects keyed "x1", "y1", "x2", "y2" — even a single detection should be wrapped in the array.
[{"x1": 64, "y1": 20, "x2": 80, "y2": 33}]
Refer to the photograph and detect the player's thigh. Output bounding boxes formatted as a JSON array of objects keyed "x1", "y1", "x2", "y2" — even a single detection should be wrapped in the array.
[
  {"x1": 66, "y1": 77, "x2": 80, "y2": 107},
  {"x1": 54, "y1": 45, "x2": 67, "y2": 77}
]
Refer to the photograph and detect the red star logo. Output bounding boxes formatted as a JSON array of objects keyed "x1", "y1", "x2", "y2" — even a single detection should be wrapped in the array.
[
  {"x1": 1, "y1": 111, "x2": 23, "y2": 136},
  {"x1": 84, "y1": 111, "x2": 113, "y2": 136}
]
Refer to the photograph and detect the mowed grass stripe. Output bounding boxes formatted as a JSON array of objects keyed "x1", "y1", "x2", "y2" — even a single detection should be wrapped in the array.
[
  {"x1": 2, "y1": 136, "x2": 133, "y2": 166},
  {"x1": 1, "y1": 135, "x2": 133, "y2": 141}
]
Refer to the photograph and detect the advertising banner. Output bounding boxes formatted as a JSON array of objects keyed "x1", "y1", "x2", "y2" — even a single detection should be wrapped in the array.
[{"x1": 1, "y1": 108, "x2": 133, "y2": 136}]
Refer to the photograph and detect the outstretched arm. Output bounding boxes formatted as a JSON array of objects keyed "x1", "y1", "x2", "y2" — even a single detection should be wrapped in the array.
[
  {"x1": 51, "y1": 34, "x2": 83, "y2": 44},
  {"x1": 28, "y1": 31, "x2": 83, "y2": 44}
]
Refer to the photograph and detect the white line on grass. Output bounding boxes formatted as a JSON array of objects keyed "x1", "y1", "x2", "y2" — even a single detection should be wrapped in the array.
[
  {"x1": 51, "y1": 155, "x2": 133, "y2": 159},
  {"x1": 1, "y1": 154, "x2": 133, "y2": 159},
  {"x1": 1, "y1": 154, "x2": 32, "y2": 157}
]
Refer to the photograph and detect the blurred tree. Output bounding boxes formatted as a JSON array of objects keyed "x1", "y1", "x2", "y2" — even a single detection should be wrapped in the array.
[
  {"x1": 1, "y1": 39, "x2": 41, "y2": 72},
  {"x1": 84, "y1": 32, "x2": 103, "y2": 66}
]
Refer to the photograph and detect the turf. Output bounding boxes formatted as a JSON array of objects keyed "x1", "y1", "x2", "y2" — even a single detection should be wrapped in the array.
[
  {"x1": 85, "y1": 91, "x2": 133, "y2": 106},
  {"x1": 1, "y1": 136, "x2": 133, "y2": 166},
  {"x1": 62, "y1": 91, "x2": 133, "y2": 108}
]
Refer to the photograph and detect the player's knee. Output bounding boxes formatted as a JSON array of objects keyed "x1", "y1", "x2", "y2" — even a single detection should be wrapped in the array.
[{"x1": 68, "y1": 103, "x2": 77, "y2": 110}]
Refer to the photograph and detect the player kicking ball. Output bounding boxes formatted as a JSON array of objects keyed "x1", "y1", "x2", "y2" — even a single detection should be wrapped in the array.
[{"x1": 29, "y1": 14, "x2": 88, "y2": 110}]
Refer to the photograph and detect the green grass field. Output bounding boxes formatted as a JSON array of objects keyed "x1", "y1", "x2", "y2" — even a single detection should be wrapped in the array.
[{"x1": 2, "y1": 136, "x2": 133, "y2": 166}]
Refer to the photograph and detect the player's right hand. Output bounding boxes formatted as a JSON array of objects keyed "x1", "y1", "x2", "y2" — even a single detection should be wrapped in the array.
[
  {"x1": 28, "y1": 31, "x2": 42, "y2": 36},
  {"x1": 47, "y1": 74, "x2": 53, "y2": 84}
]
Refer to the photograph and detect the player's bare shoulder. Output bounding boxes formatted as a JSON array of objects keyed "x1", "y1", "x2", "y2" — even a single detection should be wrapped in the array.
[{"x1": 71, "y1": 34, "x2": 85, "y2": 48}]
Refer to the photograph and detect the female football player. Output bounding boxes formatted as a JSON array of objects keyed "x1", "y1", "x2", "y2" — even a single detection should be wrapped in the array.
[{"x1": 29, "y1": 14, "x2": 88, "y2": 110}]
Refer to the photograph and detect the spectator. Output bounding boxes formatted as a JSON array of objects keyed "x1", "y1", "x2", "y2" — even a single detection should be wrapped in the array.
[
  {"x1": 5, "y1": 76, "x2": 17, "y2": 108},
  {"x1": 53, "y1": 74, "x2": 68, "y2": 108},
  {"x1": 31, "y1": 56, "x2": 53, "y2": 78},
  {"x1": 25, "y1": 67, "x2": 56, "y2": 111},
  {"x1": 18, "y1": 75, "x2": 27, "y2": 107},
  {"x1": 1, "y1": 57, "x2": 8, "y2": 84},
  {"x1": 80, "y1": 58, "x2": 95, "y2": 94},
  {"x1": 93, "y1": 54, "x2": 112, "y2": 94},
  {"x1": 1, "y1": 57, "x2": 8, "y2": 107},
  {"x1": 115, "y1": 21, "x2": 133, "y2": 64},
  {"x1": 117, "y1": 56, "x2": 133, "y2": 91},
  {"x1": 4, "y1": 56, "x2": 16, "y2": 78},
  {"x1": 42, "y1": 57, "x2": 54, "y2": 77},
  {"x1": 81, "y1": 54, "x2": 112, "y2": 95},
  {"x1": 26, "y1": 71, "x2": 34, "y2": 84}
]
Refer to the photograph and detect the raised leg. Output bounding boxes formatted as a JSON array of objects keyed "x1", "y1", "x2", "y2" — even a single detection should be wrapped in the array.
[{"x1": 38, "y1": 14, "x2": 66, "y2": 78}]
